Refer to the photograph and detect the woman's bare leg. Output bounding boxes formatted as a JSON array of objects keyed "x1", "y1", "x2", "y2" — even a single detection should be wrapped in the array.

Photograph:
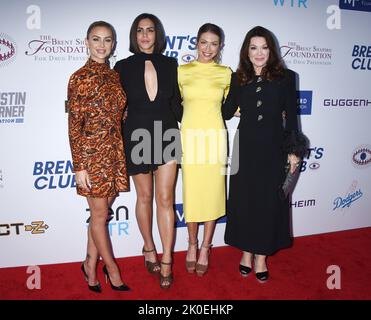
[
  {"x1": 84, "y1": 196, "x2": 116, "y2": 285},
  {"x1": 186, "y1": 222, "x2": 199, "y2": 264},
  {"x1": 197, "y1": 220, "x2": 216, "y2": 266},
  {"x1": 132, "y1": 173, "x2": 159, "y2": 271},
  {"x1": 154, "y1": 161, "x2": 177, "y2": 280},
  {"x1": 87, "y1": 196, "x2": 124, "y2": 286}
]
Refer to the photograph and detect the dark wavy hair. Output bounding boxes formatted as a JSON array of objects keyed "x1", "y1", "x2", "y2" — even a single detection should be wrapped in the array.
[
  {"x1": 236, "y1": 26, "x2": 284, "y2": 85},
  {"x1": 196, "y1": 23, "x2": 225, "y2": 63},
  {"x1": 129, "y1": 13, "x2": 166, "y2": 54}
]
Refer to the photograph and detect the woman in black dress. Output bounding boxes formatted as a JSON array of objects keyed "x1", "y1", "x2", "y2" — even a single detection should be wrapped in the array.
[
  {"x1": 223, "y1": 26, "x2": 302, "y2": 283},
  {"x1": 114, "y1": 13, "x2": 181, "y2": 289}
]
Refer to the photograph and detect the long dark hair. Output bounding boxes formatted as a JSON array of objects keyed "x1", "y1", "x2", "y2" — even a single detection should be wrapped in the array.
[
  {"x1": 196, "y1": 23, "x2": 225, "y2": 63},
  {"x1": 129, "y1": 13, "x2": 166, "y2": 54},
  {"x1": 236, "y1": 26, "x2": 284, "y2": 85}
]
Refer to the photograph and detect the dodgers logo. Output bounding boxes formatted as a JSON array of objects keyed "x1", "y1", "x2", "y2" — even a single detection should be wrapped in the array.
[{"x1": 333, "y1": 180, "x2": 363, "y2": 211}]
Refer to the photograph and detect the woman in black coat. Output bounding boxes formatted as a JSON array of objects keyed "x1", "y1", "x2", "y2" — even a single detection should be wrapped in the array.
[{"x1": 223, "y1": 26, "x2": 305, "y2": 283}]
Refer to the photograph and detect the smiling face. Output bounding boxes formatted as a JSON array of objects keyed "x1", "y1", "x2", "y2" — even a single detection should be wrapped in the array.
[
  {"x1": 248, "y1": 36, "x2": 270, "y2": 74},
  {"x1": 197, "y1": 31, "x2": 220, "y2": 63},
  {"x1": 136, "y1": 18, "x2": 156, "y2": 54},
  {"x1": 85, "y1": 26, "x2": 114, "y2": 63}
]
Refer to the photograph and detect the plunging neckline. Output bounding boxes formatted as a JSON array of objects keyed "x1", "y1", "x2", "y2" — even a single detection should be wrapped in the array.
[
  {"x1": 144, "y1": 59, "x2": 158, "y2": 102},
  {"x1": 139, "y1": 53, "x2": 159, "y2": 103}
]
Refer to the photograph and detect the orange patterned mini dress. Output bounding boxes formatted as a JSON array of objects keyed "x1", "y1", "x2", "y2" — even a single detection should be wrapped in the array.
[{"x1": 67, "y1": 58, "x2": 129, "y2": 197}]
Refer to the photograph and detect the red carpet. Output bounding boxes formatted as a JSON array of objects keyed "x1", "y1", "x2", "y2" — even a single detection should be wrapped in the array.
[{"x1": 1, "y1": 227, "x2": 371, "y2": 300}]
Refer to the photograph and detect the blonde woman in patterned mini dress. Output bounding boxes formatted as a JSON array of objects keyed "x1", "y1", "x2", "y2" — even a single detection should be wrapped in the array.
[{"x1": 67, "y1": 21, "x2": 130, "y2": 293}]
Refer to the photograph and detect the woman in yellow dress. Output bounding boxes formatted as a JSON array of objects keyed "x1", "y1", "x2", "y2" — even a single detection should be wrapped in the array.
[{"x1": 178, "y1": 23, "x2": 231, "y2": 276}]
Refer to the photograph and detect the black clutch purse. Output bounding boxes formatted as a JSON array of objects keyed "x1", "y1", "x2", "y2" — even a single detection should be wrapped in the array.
[
  {"x1": 278, "y1": 130, "x2": 309, "y2": 200},
  {"x1": 279, "y1": 161, "x2": 300, "y2": 200}
]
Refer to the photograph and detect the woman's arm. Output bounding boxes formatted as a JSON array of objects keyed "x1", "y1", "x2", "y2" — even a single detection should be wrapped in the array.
[
  {"x1": 222, "y1": 72, "x2": 239, "y2": 120},
  {"x1": 170, "y1": 59, "x2": 183, "y2": 122},
  {"x1": 67, "y1": 74, "x2": 88, "y2": 172},
  {"x1": 282, "y1": 70, "x2": 308, "y2": 173}
]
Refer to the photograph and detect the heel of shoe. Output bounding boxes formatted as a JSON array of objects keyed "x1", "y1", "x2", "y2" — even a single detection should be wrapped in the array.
[
  {"x1": 186, "y1": 240, "x2": 198, "y2": 273},
  {"x1": 195, "y1": 244, "x2": 212, "y2": 277},
  {"x1": 102, "y1": 265, "x2": 130, "y2": 291},
  {"x1": 103, "y1": 265, "x2": 108, "y2": 284},
  {"x1": 81, "y1": 263, "x2": 88, "y2": 281},
  {"x1": 81, "y1": 262, "x2": 101, "y2": 293},
  {"x1": 160, "y1": 261, "x2": 173, "y2": 289},
  {"x1": 142, "y1": 246, "x2": 160, "y2": 274}
]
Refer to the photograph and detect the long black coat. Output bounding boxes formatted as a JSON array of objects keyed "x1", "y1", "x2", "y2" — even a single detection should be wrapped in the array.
[{"x1": 223, "y1": 69, "x2": 299, "y2": 255}]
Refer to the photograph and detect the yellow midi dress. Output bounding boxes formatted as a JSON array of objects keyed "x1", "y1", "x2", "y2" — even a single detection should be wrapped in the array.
[{"x1": 178, "y1": 60, "x2": 231, "y2": 222}]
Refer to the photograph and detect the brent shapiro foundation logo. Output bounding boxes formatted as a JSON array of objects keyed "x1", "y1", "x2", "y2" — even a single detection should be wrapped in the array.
[
  {"x1": 0, "y1": 33, "x2": 17, "y2": 67},
  {"x1": 280, "y1": 41, "x2": 332, "y2": 66}
]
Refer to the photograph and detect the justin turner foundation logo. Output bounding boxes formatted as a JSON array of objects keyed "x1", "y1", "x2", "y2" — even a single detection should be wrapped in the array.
[
  {"x1": 0, "y1": 92, "x2": 26, "y2": 124},
  {"x1": 0, "y1": 33, "x2": 17, "y2": 67}
]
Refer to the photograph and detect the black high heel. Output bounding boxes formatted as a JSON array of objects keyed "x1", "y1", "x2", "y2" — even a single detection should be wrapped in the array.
[
  {"x1": 239, "y1": 264, "x2": 252, "y2": 277},
  {"x1": 102, "y1": 265, "x2": 130, "y2": 291},
  {"x1": 81, "y1": 263, "x2": 102, "y2": 293},
  {"x1": 254, "y1": 256, "x2": 269, "y2": 283},
  {"x1": 255, "y1": 270, "x2": 269, "y2": 283},
  {"x1": 239, "y1": 253, "x2": 253, "y2": 277}
]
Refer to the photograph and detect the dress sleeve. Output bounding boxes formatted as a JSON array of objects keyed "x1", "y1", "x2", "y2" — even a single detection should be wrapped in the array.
[
  {"x1": 113, "y1": 61, "x2": 128, "y2": 121},
  {"x1": 222, "y1": 72, "x2": 239, "y2": 120},
  {"x1": 67, "y1": 74, "x2": 88, "y2": 172},
  {"x1": 170, "y1": 59, "x2": 183, "y2": 122},
  {"x1": 282, "y1": 69, "x2": 308, "y2": 158},
  {"x1": 223, "y1": 68, "x2": 232, "y2": 100},
  {"x1": 283, "y1": 69, "x2": 298, "y2": 132},
  {"x1": 113, "y1": 60, "x2": 121, "y2": 74}
]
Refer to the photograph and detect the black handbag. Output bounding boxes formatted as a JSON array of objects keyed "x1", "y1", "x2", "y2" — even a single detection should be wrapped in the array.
[
  {"x1": 279, "y1": 161, "x2": 300, "y2": 200},
  {"x1": 279, "y1": 130, "x2": 308, "y2": 200}
]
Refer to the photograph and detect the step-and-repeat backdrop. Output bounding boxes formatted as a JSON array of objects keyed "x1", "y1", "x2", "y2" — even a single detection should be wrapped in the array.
[{"x1": 1, "y1": 0, "x2": 370, "y2": 268}]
